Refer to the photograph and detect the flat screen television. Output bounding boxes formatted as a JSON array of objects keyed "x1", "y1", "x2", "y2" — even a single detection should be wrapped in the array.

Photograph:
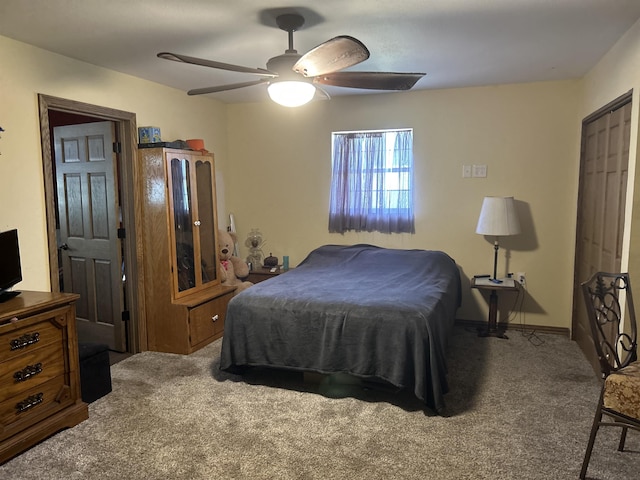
[{"x1": 0, "y1": 229, "x2": 22, "y2": 302}]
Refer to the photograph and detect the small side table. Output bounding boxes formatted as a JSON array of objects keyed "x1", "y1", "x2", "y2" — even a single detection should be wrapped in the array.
[
  {"x1": 245, "y1": 267, "x2": 289, "y2": 284},
  {"x1": 471, "y1": 278, "x2": 521, "y2": 339}
]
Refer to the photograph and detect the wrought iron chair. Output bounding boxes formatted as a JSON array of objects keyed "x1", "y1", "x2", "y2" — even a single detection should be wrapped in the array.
[{"x1": 580, "y1": 272, "x2": 640, "y2": 479}]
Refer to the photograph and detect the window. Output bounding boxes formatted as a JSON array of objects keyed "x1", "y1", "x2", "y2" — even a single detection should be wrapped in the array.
[{"x1": 328, "y1": 129, "x2": 415, "y2": 234}]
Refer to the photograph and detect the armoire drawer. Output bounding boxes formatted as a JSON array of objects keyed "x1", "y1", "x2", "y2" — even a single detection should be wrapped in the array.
[{"x1": 188, "y1": 292, "x2": 233, "y2": 347}]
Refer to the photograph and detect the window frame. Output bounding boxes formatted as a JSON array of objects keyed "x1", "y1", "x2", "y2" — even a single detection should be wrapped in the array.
[{"x1": 328, "y1": 128, "x2": 415, "y2": 234}]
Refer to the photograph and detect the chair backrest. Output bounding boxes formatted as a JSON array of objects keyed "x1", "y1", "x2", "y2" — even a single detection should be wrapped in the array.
[{"x1": 581, "y1": 272, "x2": 638, "y2": 378}]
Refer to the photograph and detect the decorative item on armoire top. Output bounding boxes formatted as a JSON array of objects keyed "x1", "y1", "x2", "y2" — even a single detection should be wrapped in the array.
[
  {"x1": 245, "y1": 228, "x2": 265, "y2": 270},
  {"x1": 186, "y1": 138, "x2": 209, "y2": 154},
  {"x1": 138, "y1": 126, "x2": 161, "y2": 144}
]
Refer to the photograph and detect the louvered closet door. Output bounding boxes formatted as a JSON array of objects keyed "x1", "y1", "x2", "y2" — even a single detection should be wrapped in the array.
[{"x1": 572, "y1": 98, "x2": 632, "y2": 372}]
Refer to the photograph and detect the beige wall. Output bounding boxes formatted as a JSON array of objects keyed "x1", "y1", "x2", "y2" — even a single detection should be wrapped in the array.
[
  {"x1": 0, "y1": 35, "x2": 227, "y2": 292},
  {"x1": 225, "y1": 81, "x2": 581, "y2": 329}
]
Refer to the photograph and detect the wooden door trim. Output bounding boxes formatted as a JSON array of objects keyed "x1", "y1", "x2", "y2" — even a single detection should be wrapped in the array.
[
  {"x1": 582, "y1": 90, "x2": 632, "y2": 125},
  {"x1": 37, "y1": 94, "x2": 146, "y2": 353}
]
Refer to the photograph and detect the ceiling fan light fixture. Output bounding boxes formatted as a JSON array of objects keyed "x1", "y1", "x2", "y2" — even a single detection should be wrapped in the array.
[
  {"x1": 267, "y1": 80, "x2": 316, "y2": 107},
  {"x1": 159, "y1": 13, "x2": 425, "y2": 102}
]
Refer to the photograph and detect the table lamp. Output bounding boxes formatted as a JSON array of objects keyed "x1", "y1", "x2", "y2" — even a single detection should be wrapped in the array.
[{"x1": 475, "y1": 196, "x2": 521, "y2": 281}]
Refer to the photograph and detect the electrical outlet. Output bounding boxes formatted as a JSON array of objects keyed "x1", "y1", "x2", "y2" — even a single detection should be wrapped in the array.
[{"x1": 516, "y1": 272, "x2": 526, "y2": 286}]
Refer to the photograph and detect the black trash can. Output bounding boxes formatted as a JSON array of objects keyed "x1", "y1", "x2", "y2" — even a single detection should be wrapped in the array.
[{"x1": 78, "y1": 343, "x2": 112, "y2": 403}]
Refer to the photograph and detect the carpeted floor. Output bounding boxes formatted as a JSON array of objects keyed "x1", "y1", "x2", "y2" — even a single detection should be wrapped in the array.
[{"x1": 0, "y1": 325, "x2": 638, "y2": 479}]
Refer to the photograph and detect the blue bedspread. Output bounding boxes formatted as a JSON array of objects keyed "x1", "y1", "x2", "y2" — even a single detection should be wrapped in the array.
[{"x1": 219, "y1": 244, "x2": 461, "y2": 413}]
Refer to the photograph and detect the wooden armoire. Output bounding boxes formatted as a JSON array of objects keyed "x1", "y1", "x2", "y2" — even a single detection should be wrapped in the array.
[{"x1": 138, "y1": 147, "x2": 235, "y2": 354}]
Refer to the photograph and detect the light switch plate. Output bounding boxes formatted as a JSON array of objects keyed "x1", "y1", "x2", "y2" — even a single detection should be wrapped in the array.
[{"x1": 472, "y1": 164, "x2": 487, "y2": 178}]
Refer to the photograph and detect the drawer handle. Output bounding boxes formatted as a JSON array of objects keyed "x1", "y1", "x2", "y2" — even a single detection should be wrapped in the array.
[
  {"x1": 14, "y1": 362, "x2": 43, "y2": 382},
  {"x1": 10, "y1": 332, "x2": 40, "y2": 351},
  {"x1": 211, "y1": 314, "x2": 219, "y2": 322},
  {"x1": 16, "y1": 392, "x2": 44, "y2": 413}
]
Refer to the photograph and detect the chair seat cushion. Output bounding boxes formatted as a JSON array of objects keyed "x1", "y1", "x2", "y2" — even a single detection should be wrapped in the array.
[{"x1": 604, "y1": 361, "x2": 640, "y2": 420}]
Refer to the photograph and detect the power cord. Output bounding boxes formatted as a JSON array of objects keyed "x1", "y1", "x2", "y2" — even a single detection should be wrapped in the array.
[{"x1": 507, "y1": 281, "x2": 545, "y2": 346}]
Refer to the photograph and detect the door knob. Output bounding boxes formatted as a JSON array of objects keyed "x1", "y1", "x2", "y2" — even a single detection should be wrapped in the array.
[{"x1": 59, "y1": 243, "x2": 69, "y2": 250}]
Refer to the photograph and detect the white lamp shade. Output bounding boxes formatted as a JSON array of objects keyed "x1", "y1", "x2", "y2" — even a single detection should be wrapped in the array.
[
  {"x1": 475, "y1": 196, "x2": 521, "y2": 236},
  {"x1": 267, "y1": 81, "x2": 316, "y2": 107}
]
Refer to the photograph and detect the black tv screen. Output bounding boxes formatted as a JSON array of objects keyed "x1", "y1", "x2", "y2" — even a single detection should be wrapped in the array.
[{"x1": 0, "y1": 229, "x2": 22, "y2": 300}]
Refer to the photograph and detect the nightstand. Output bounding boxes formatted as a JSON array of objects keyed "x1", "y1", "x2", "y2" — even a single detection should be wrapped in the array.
[
  {"x1": 245, "y1": 267, "x2": 288, "y2": 284},
  {"x1": 471, "y1": 277, "x2": 521, "y2": 339}
]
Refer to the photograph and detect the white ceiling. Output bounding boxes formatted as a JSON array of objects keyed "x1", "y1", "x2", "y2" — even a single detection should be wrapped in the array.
[{"x1": 1, "y1": 0, "x2": 640, "y2": 104}]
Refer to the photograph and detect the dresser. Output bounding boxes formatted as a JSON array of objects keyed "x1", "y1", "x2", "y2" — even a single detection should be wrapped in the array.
[{"x1": 0, "y1": 291, "x2": 88, "y2": 464}]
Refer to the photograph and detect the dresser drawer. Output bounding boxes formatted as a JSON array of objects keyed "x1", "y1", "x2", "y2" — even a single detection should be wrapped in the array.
[
  {"x1": 0, "y1": 343, "x2": 65, "y2": 403},
  {"x1": 0, "y1": 375, "x2": 73, "y2": 442},
  {"x1": 0, "y1": 310, "x2": 66, "y2": 364},
  {"x1": 188, "y1": 293, "x2": 231, "y2": 347}
]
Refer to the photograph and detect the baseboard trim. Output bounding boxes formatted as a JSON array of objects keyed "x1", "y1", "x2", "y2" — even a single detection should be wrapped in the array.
[{"x1": 455, "y1": 318, "x2": 570, "y2": 337}]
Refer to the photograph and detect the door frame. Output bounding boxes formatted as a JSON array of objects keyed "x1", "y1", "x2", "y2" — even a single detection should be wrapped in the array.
[{"x1": 38, "y1": 94, "x2": 146, "y2": 353}]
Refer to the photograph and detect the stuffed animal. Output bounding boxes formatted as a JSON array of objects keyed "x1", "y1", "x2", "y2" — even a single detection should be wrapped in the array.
[{"x1": 218, "y1": 229, "x2": 253, "y2": 293}]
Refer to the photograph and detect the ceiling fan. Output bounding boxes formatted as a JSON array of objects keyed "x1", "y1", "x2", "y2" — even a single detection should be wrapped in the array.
[{"x1": 158, "y1": 13, "x2": 426, "y2": 107}]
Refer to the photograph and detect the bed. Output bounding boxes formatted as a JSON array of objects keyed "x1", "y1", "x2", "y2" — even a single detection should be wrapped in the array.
[{"x1": 219, "y1": 244, "x2": 461, "y2": 413}]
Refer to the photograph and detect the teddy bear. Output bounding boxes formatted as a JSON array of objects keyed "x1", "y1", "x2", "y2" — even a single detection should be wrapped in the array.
[{"x1": 218, "y1": 229, "x2": 253, "y2": 293}]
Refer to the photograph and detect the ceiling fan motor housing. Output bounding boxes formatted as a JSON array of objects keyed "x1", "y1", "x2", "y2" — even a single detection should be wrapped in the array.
[{"x1": 266, "y1": 52, "x2": 308, "y2": 82}]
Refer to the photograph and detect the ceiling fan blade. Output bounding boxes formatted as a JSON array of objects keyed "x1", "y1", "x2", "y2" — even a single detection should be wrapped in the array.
[
  {"x1": 187, "y1": 78, "x2": 271, "y2": 96},
  {"x1": 158, "y1": 52, "x2": 276, "y2": 77},
  {"x1": 313, "y1": 72, "x2": 425, "y2": 90},
  {"x1": 293, "y1": 36, "x2": 369, "y2": 77}
]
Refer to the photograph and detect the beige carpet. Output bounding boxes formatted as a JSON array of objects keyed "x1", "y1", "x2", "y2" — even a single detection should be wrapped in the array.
[{"x1": 1, "y1": 325, "x2": 638, "y2": 479}]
